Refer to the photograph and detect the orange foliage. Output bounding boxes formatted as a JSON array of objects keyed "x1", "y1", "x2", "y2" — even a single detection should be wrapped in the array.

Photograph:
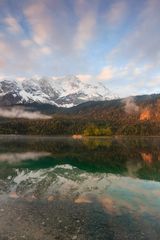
[
  {"x1": 140, "y1": 109, "x2": 151, "y2": 121},
  {"x1": 141, "y1": 152, "x2": 152, "y2": 164}
]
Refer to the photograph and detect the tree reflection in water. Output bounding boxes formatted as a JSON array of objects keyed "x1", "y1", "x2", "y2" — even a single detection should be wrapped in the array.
[{"x1": 0, "y1": 136, "x2": 160, "y2": 239}]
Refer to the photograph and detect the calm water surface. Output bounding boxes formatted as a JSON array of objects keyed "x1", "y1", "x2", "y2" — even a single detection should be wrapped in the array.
[{"x1": 0, "y1": 136, "x2": 160, "y2": 240}]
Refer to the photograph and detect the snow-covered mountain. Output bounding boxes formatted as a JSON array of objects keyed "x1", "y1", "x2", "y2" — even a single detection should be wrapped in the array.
[{"x1": 0, "y1": 75, "x2": 115, "y2": 107}]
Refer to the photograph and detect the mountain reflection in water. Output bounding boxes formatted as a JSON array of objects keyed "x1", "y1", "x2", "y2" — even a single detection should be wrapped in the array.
[{"x1": 0, "y1": 136, "x2": 160, "y2": 239}]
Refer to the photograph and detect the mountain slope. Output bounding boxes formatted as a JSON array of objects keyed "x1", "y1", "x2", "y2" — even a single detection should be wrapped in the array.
[
  {"x1": 0, "y1": 93, "x2": 160, "y2": 136},
  {"x1": 64, "y1": 93, "x2": 160, "y2": 122},
  {"x1": 0, "y1": 76, "x2": 115, "y2": 107}
]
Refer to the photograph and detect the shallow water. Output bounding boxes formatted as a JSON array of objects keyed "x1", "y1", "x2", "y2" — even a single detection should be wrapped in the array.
[{"x1": 0, "y1": 136, "x2": 160, "y2": 239}]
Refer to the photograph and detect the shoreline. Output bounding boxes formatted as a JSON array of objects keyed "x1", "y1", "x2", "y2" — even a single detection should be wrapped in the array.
[{"x1": 0, "y1": 134, "x2": 160, "y2": 139}]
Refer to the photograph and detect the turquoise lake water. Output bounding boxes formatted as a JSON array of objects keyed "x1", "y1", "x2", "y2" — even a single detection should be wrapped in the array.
[{"x1": 0, "y1": 136, "x2": 160, "y2": 239}]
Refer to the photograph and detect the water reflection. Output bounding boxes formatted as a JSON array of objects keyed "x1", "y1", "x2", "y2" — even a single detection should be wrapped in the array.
[
  {"x1": 0, "y1": 136, "x2": 160, "y2": 180},
  {"x1": 0, "y1": 136, "x2": 160, "y2": 217},
  {"x1": 1, "y1": 165, "x2": 160, "y2": 217},
  {"x1": 0, "y1": 137, "x2": 160, "y2": 239},
  {"x1": 0, "y1": 152, "x2": 51, "y2": 162}
]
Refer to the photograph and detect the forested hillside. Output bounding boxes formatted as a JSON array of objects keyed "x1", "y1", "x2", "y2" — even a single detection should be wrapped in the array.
[{"x1": 0, "y1": 94, "x2": 160, "y2": 136}]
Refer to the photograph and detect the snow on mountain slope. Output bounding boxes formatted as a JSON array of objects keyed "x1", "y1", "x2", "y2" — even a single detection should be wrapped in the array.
[{"x1": 0, "y1": 75, "x2": 115, "y2": 107}]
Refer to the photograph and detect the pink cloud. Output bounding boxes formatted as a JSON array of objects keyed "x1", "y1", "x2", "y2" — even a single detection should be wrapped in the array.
[
  {"x1": 74, "y1": 11, "x2": 96, "y2": 50},
  {"x1": 106, "y1": 1, "x2": 128, "y2": 26},
  {"x1": 4, "y1": 16, "x2": 21, "y2": 33},
  {"x1": 24, "y1": 2, "x2": 53, "y2": 45}
]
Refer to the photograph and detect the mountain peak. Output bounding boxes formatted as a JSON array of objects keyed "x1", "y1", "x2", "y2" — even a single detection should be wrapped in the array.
[{"x1": 0, "y1": 75, "x2": 115, "y2": 107}]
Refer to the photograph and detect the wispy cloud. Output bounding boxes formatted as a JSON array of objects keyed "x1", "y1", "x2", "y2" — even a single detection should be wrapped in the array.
[
  {"x1": 76, "y1": 74, "x2": 92, "y2": 82},
  {"x1": 74, "y1": 11, "x2": 96, "y2": 50},
  {"x1": 0, "y1": 40, "x2": 12, "y2": 56},
  {"x1": 0, "y1": 107, "x2": 51, "y2": 119},
  {"x1": 98, "y1": 66, "x2": 114, "y2": 81},
  {"x1": 4, "y1": 16, "x2": 21, "y2": 33},
  {"x1": 24, "y1": 1, "x2": 52, "y2": 46},
  {"x1": 0, "y1": 59, "x2": 5, "y2": 68},
  {"x1": 109, "y1": 0, "x2": 160, "y2": 64},
  {"x1": 0, "y1": 39, "x2": 13, "y2": 71},
  {"x1": 106, "y1": 0, "x2": 128, "y2": 27},
  {"x1": 122, "y1": 96, "x2": 139, "y2": 114}
]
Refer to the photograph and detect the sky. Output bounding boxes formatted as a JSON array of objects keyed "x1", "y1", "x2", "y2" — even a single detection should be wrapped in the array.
[{"x1": 0, "y1": 0, "x2": 160, "y2": 97}]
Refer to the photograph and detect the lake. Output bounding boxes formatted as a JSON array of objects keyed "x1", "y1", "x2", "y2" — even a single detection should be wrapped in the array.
[{"x1": 0, "y1": 136, "x2": 160, "y2": 240}]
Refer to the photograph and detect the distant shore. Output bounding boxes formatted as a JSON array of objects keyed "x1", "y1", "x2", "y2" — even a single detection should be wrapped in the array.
[{"x1": 0, "y1": 134, "x2": 160, "y2": 139}]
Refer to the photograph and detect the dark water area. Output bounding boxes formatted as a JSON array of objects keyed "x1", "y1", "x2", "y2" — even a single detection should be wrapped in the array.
[{"x1": 0, "y1": 136, "x2": 160, "y2": 240}]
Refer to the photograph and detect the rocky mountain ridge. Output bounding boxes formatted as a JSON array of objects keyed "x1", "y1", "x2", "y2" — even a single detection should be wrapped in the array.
[{"x1": 0, "y1": 75, "x2": 115, "y2": 107}]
